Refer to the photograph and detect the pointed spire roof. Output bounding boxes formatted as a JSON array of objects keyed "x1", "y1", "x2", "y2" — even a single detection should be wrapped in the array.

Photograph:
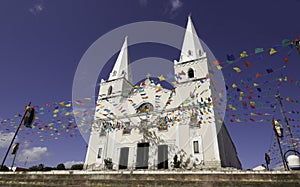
[
  {"x1": 179, "y1": 15, "x2": 205, "y2": 62},
  {"x1": 108, "y1": 36, "x2": 133, "y2": 83}
]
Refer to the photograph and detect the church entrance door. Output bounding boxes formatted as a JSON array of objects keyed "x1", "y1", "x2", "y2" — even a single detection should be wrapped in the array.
[
  {"x1": 136, "y1": 143, "x2": 149, "y2": 169},
  {"x1": 119, "y1": 147, "x2": 129, "y2": 169},
  {"x1": 157, "y1": 145, "x2": 168, "y2": 169}
]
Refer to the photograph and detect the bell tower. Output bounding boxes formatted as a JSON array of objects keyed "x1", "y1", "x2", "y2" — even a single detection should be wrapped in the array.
[
  {"x1": 98, "y1": 36, "x2": 133, "y2": 102},
  {"x1": 174, "y1": 15, "x2": 208, "y2": 84}
]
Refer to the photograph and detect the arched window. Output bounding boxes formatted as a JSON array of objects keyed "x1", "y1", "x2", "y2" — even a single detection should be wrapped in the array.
[
  {"x1": 136, "y1": 102, "x2": 154, "y2": 113},
  {"x1": 188, "y1": 68, "x2": 194, "y2": 78},
  {"x1": 188, "y1": 50, "x2": 192, "y2": 56},
  {"x1": 108, "y1": 86, "x2": 113, "y2": 95}
]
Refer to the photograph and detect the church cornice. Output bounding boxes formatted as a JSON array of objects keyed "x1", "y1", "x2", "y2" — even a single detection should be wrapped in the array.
[
  {"x1": 174, "y1": 55, "x2": 207, "y2": 67},
  {"x1": 176, "y1": 77, "x2": 207, "y2": 86},
  {"x1": 100, "y1": 77, "x2": 133, "y2": 87}
]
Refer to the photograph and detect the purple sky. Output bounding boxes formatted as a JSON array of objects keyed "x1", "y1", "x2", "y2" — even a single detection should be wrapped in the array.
[{"x1": 0, "y1": 0, "x2": 300, "y2": 169}]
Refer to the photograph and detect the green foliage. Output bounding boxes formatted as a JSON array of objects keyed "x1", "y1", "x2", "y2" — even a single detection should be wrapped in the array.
[
  {"x1": 56, "y1": 163, "x2": 66, "y2": 170},
  {"x1": 28, "y1": 164, "x2": 44, "y2": 171},
  {"x1": 44, "y1": 167, "x2": 52, "y2": 171},
  {"x1": 28, "y1": 164, "x2": 55, "y2": 171},
  {"x1": 0, "y1": 165, "x2": 9, "y2": 171},
  {"x1": 29, "y1": 164, "x2": 45, "y2": 171},
  {"x1": 70, "y1": 164, "x2": 83, "y2": 170}
]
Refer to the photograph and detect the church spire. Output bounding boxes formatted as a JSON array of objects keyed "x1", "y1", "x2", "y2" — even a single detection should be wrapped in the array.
[
  {"x1": 108, "y1": 36, "x2": 132, "y2": 83},
  {"x1": 179, "y1": 15, "x2": 205, "y2": 63}
]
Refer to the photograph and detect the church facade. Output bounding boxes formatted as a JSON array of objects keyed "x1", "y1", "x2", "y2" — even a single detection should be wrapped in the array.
[{"x1": 84, "y1": 17, "x2": 242, "y2": 170}]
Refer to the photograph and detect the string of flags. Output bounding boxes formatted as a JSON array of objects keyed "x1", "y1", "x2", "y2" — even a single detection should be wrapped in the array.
[
  {"x1": 214, "y1": 36, "x2": 300, "y2": 71},
  {"x1": 0, "y1": 36, "x2": 299, "y2": 156}
]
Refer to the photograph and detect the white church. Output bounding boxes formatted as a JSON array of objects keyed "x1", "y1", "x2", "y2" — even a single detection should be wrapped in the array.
[{"x1": 84, "y1": 16, "x2": 242, "y2": 170}]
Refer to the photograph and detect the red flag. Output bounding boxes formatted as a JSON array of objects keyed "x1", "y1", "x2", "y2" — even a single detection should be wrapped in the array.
[
  {"x1": 255, "y1": 73, "x2": 262, "y2": 78},
  {"x1": 244, "y1": 61, "x2": 251, "y2": 67}
]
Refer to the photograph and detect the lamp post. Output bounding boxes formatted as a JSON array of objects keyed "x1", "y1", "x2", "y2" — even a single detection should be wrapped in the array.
[
  {"x1": 275, "y1": 94, "x2": 297, "y2": 151},
  {"x1": 272, "y1": 120, "x2": 288, "y2": 170},
  {"x1": 0, "y1": 102, "x2": 31, "y2": 170},
  {"x1": 10, "y1": 143, "x2": 20, "y2": 171}
]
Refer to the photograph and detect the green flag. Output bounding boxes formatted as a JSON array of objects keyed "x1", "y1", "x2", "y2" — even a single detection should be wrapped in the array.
[
  {"x1": 255, "y1": 48, "x2": 264, "y2": 54},
  {"x1": 282, "y1": 39, "x2": 290, "y2": 47}
]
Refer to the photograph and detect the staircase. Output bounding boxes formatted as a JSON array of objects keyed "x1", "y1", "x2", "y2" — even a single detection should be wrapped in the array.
[{"x1": 0, "y1": 170, "x2": 299, "y2": 187}]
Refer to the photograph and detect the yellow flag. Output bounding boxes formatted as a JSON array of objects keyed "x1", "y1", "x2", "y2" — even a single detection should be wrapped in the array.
[
  {"x1": 216, "y1": 65, "x2": 223, "y2": 70},
  {"x1": 232, "y1": 83, "x2": 237, "y2": 88},
  {"x1": 158, "y1": 75, "x2": 165, "y2": 81},
  {"x1": 253, "y1": 83, "x2": 259, "y2": 87},
  {"x1": 156, "y1": 84, "x2": 162, "y2": 90},
  {"x1": 240, "y1": 92, "x2": 244, "y2": 96},
  {"x1": 240, "y1": 51, "x2": 248, "y2": 58},
  {"x1": 269, "y1": 48, "x2": 277, "y2": 55},
  {"x1": 233, "y1": 67, "x2": 241, "y2": 73}
]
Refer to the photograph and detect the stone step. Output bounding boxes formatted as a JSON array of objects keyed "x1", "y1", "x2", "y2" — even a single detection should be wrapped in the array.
[{"x1": 0, "y1": 171, "x2": 299, "y2": 187}]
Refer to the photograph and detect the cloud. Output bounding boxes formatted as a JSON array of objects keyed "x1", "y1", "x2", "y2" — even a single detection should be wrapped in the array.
[
  {"x1": 170, "y1": 0, "x2": 183, "y2": 12},
  {"x1": 0, "y1": 132, "x2": 17, "y2": 148},
  {"x1": 17, "y1": 147, "x2": 48, "y2": 163},
  {"x1": 63, "y1": 160, "x2": 84, "y2": 168},
  {"x1": 164, "y1": 0, "x2": 183, "y2": 18},
  {"x1": 29, "y1": 0, "x2": 45, "y2": 15}
]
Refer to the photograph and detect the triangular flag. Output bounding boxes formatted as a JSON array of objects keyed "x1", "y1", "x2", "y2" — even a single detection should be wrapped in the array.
[
  {"x1": 244, "y1": 61, "x2": 251, "y2": 67},
  {"x1": 158, "y1": 75, "x2": 165, "y2": 81},
  {"x1": 256, "y1": 73, "x2": 262, "y2": 78},
  {"x1": 227, "y1": 54, "x2": 235, "y2": 61},
  {"x1": 266, "y1": 69, "x2": 273, "y2": 74},
  {"x1": 269, "y1": 48, "x2": 277, "y2": 55},
  {"x1": 233, "y1": 67, "x2": 241, "y2": 73},
  {"x1": 240, "y1": 51, "x2": 248, "y2": 58},
  {"x1": 255, "y1": 48, "x2": 264, "y2": 54},
  {"x1": 232, "y1": 83, "x2": 237, "y2": 88},
  {"x1": 216, "y1": 65, "x2": 222, "y2": 70},
  {"x1": 214, "y1": 60, "x2": 220, "y2": 66},
  {"x1": 282, "y1": 39, "x2": 290, "y2": 47}
]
